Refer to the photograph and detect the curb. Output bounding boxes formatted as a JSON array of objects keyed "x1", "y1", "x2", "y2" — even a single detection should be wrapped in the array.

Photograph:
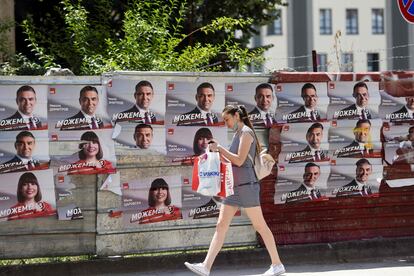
[{"x1": 1, "y1": 236, "x2": 414, "y2": 276}]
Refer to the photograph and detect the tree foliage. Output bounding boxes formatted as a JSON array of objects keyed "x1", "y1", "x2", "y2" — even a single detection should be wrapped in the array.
[{"x1": 6, "y1": 0, "x2": 272, "y2": 75}]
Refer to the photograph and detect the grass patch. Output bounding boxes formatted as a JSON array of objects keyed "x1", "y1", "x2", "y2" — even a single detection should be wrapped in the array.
[{"x1": 0, "y1": 245, "x2": 259, "y2": 266}]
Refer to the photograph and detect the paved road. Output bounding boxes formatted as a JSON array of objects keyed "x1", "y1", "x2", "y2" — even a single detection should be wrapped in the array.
[{"x1": 105, "y1": 259, "x2": 414, "y2": 276}]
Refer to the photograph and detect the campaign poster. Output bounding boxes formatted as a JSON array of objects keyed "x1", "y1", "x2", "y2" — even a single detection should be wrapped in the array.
[
  {"x1": 107, "y1": 76, "x2": 165, "y2": 125},
  {"x1": 329, "y1": 119, "x2": 382, "y2": 160},
  {"x1": 166, "y1": 81, "x2": 225, "y2": 126},
  {"x1": 54, "y1": 174, "x2": 84, "y2": 220},
  {"x1": 112, "y1": 123, "x2": 166, "y2": 156},
  {"x1": 225, "y1": 82, "x2": 277, "y2": 128},
  {"x1": 274, "y1": 163, "x2": 329, "y2": 204},
  {"x1": 48, "y1": 85, "x2": 111, "y2": 132},
  {"x1": 327, "y1": 159, "x2": 382, "y2": 198},
  {"x1": 0, "y1": 85, "x2": 48, "y2": 131},
  {"x1": 50, "y1": 129, "x2": 116, "y2": 175},
  {"x1": 182, "y1": 183, "x2": 221, "y2": 219},
  {"x1": 277, "y1": 122, "x2": 331, "y2": 164},
  {"x1": 0, "y1": 169, "x2": 56, "y2": 222},
  {"x1": 274, "y1": 82, "x2": 328, "y2": 123},
  {"x1": 380, "y1": 90, "x2": 414, "y2": 123},
  {"x1": 0, "y1": 130, "x2": 50, "y2": 174},
  {"x1": 121, "y1": 175, "x2": 183, "y2": 226},
  {"x1": 166, "y1": 126, "x2": 228, "y2": 163},
  {"x1": 327, "y1": 81, "x2": 380, "y2": 120},
  {"x1": 382, "y1": 124, "x2": 414, "y2": 165}
]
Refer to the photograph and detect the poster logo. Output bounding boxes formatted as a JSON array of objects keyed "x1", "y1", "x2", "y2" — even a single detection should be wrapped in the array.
[{"x1": 398, "y1": 0, "x2": 414, "y2": 24}]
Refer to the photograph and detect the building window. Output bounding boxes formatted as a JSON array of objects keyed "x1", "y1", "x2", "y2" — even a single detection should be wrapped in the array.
[
  {"x1": 251, "y1": 26, "x2": 261, "y2": 48},
  {"x1": 317, "y1": 53, "x2": 328, "y2": 72},
  {"x1": 367, "y1": 53, "x2": 380, "y2": 71},
  {"x1": 341, "y1": 53, "x2": 353, "y2": 72},
  {"x1": 320, "y1": 9, "x2": 332, "y2": 35},
  {"x1": 372, "y1": 9, "x2": 384, "y2": 34},
  {"x1": 267, "y1": 10, "x2": 282, "y2": 35},
  {"x1": 346, "y1": 9, "x2": 358, "y2": 34}
]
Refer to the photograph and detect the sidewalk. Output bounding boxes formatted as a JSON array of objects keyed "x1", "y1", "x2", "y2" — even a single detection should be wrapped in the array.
[{"x1": 1, "y1": 237, "x2": 414, "y2": 276}]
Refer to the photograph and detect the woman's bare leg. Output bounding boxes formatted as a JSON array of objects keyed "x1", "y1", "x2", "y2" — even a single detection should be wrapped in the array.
[
  {"x1": 244, "y1": 206, "x2": 282, "y2": 265},
  {"x1": 203, "y1": 203, "x2": 239, "y2": 270}
]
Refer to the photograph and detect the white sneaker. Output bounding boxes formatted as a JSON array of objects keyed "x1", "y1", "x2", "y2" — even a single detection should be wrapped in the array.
[
  {"x1": 262, "y1": 263, "x2": 286, "y2": 276},
  {"x1": 184, "y1": 262, "x2": 210, "y2": 276}
]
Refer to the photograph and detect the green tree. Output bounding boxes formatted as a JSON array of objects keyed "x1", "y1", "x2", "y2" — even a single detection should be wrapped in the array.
[{"x1": 14, "y1": 0, "x2": 269, "y2": 75}]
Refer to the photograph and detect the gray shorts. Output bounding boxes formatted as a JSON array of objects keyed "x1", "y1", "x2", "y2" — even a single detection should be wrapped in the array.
[{"x1": 220, "y1": 182, "x2": 260, "y2": 208}]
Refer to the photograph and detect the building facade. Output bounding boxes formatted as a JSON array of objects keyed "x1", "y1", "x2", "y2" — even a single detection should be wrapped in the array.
[{"x1": 253, "y1": 0, "x2": 414, "y2": 72}]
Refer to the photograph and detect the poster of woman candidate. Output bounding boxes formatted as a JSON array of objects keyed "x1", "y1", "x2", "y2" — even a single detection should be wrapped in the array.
[
  {"x1": 0, "y1": 85, "x2": 48, "y2": 131},
  {"x1": 225, "y1": 82, "x2": 277, "y2": 128},
  {"x1": 274, "y1": 163, "x2": 329, "y2": 205},
  {"x1": 165, "y1": 81, "x2": 225, "y2": 126},
  {"x1": 0, "y1": 130, "x2": 50, "y2": 174},
  {"x1": 48, "y1": 85, "x2": 111, "y2": 133},
  {"x1": 327, "y1": 81, "x2": 380, "y2": 120},
  {"x1": 50, "y1": 129, "x2": 116, "y2": 175},
  {"x1": 121, "y1": 175, "x2": 182, "y2": 226},
  {"x1": 274, "y1": 82, "x2": 328, "y2": 123},
  {"x1": 277, "y1": 122, "x2": 331, "y2": 164},
  {"x1": 329, "y1": 119, "x2": 382, "y2": 161},
  {"x1": 106, "y1": 76, "x2": 165, "y2": 125},
  {"x1": 166, "y1": 126, "x2": 228, "y2": 163},
  {"x1": 327, "y1": 158, "x2": 382, "y2": 198},
  {"x1": 0, "y1": 169, "x2": 56, "y2": 222}
]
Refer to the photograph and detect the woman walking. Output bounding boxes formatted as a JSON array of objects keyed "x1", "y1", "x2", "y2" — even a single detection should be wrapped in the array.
[{"x1": 185, "y1": 105, "x2": 285, "y2": 276}]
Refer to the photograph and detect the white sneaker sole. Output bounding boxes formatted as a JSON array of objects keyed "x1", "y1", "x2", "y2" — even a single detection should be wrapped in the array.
[{"x1": 184, "y1": 262, "x2": 209, "y2": 276}]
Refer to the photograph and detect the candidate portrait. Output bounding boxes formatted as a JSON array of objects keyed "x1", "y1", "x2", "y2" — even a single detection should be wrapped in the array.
[
  {"x1": 336, "y1": 119, "x2": 373, "y2": 158},
  {"x1": 285, "y1": 163, "x2": 322, "y2": 204},
  {"x1": 335, "y1": 82, "x2": 371, "y2": 120},
  {"x1": 286, "y1": 83, "x2": 320, "y2": 123},
  {"x1": 248, "y1": 83, "x2": 275, "y2": 128},
  {"x1": 288, "y1": 123, "x2": 328, "y2": 163},
  {"x1": 114, "y1": 80, "x2": 157, "y2": 124},
  {"x1": 393, "y1": 126, "x2": 414, "y2": 164},
  {"x1": 0, "y1": 131, "x2": 46, "y2": 173},
  {"x1": 176, "y1": 82, "x2": 218, "y2": 126},
  {"x1": 135, "y1": 178, "x2": 182, "y2": 224},
  {"x1": 134, "y1": 124, "x2": 154, "y2": 150},
  {"x1": 389, "y1": 96, "x2": 414, "y2": 122},
  {"x1": 336, "y1": 158, "x2": 373, "y2": 198},
  {"x1": 60, "y1": 86, "x2": 104, "y2": 130},
  {"x1": 1, "y1": 85, "x2": 43, "y2": 131},
  {"x1": 7, "y1": 172, "x2": 55, "y2": 220}
]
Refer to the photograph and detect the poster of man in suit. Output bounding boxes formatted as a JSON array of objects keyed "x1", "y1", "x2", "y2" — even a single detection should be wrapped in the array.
[
  {"x1": 278, "y1": 122, "x2": 331, "y2": 164},
  {"x1": 329, "y1": 158, "x2": 381, "y2": 198},
  {"x1": 108, "y1": 78, "x2": 165, "y2": 125},
  {"x1": 48, "y1": 85, "x2": 111, "y2": 132},
  {"x1": 0, "y1": 85, "x2": 48, "y2": 131},
  {"x1": 383, "y1": 124, "x2": 414, "y2": 165},
  {"x1": 166, "y1": 81, "x2": 224, "y2": 126},
  {"x1": 330, "y1": 119, "x2": 382, "y2": 159},
  {"x1": 274, "y1": 82, "x2": 328, "y2": 123},
  {"x1": 0, "y1": 130, "x2": 49, "y2": 174},
  {"x1": 328, "y1": 81, "x2": 379, "y2": 120},
  {"x1": 274, "y1": 163, "x2": 329, "y2": 204},
  {"x1": 224, "y1": 82, "x2": 277, "y2": 128}
]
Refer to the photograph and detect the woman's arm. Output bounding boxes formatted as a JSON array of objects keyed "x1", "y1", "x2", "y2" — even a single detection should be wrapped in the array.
[{"x1": 211, "y1": 132, "x2": 253, "y2": 167}]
